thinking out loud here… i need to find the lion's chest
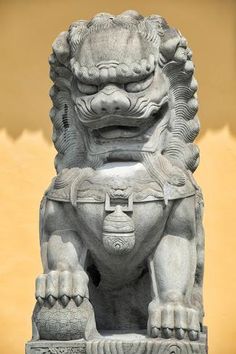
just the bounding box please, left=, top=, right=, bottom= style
left=74, top=162, right=170, bottom=257
left=76, top=200, right=168, bottom=240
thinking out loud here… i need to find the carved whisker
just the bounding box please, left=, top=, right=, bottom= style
left=128, top=97, right=149, bottom=115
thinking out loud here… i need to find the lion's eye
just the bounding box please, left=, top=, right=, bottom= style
left=77, top=81, right=98, bottom=95
left=125, top=74, right=154, bottom=93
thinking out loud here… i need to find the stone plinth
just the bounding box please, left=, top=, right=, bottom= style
left=26, top=330, right=208, bottom=354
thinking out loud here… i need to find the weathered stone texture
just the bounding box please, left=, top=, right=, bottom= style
left=26, top=9, right=207, bottom=354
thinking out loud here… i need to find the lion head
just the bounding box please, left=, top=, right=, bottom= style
left=49, top=10, right=200, bottom=180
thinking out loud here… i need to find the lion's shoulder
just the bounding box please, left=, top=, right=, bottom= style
left=45, top=168, right=94, bottom=202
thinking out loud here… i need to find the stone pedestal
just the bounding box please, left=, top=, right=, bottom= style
left=26, top=330, right=208, bottom=354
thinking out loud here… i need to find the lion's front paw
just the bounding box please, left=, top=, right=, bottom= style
left=148, top=300, right=200, bottom=341
left=35, top=270, right=89, bottom=307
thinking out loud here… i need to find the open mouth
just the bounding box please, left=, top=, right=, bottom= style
left=94, top=125, right=146, bottom=139
left=92, top=103, right=168, bottom=140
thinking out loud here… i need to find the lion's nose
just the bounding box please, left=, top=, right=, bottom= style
left=91, top=89, right=130, bottom=115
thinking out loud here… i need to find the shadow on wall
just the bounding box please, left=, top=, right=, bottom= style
left=0, top=0, right=235, bottom=141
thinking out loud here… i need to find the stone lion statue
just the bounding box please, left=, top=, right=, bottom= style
left=32, top=10, right=205, bottom=346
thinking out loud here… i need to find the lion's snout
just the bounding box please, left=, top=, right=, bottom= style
left=90, top=85, right=131, bottom=116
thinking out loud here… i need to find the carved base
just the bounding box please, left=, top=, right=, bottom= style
left=26, top=329, right=208, bottom=354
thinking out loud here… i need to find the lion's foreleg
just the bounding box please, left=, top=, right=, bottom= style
left=32, top=198, right=99, bottom=340
left=36, top=198, right=89, bottom=306
left=149, top=233, right=196, bottom=304
left=148, top=196, right=201, bottom=340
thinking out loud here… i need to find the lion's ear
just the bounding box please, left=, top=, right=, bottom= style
left=52, top=31, right=70, bottom=65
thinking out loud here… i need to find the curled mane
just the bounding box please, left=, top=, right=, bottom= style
left=159, top=28, right=200, bottom=172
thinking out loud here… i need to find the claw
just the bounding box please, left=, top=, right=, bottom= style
left=74, top=295, right=83, bottom=306
left=176, top=328, right=185, bottom=339
left=189, top=330, right=199, bottom=341
left=47, top=295, right=56, bottom=307
left=162, top=327, right=173, bottom=339
left=151, top=326, right=160, bottom=338
left=36, top=296, right=44, bottom=306
left=60, top=295, right=70, bottom=307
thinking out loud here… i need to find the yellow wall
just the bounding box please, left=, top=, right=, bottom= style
left=0, top=1, right=235, bottom=353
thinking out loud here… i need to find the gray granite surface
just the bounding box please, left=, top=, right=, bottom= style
left=26, top=10, right=207, bottom=354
